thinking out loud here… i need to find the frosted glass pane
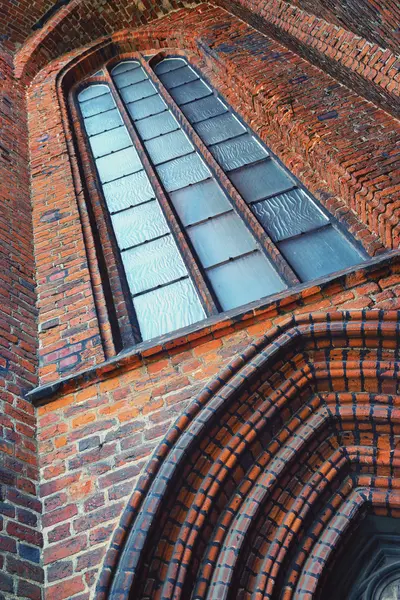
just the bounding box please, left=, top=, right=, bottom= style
left=127, top=96, right=166, bottom=121
left=112, top=61, right=140, bottom=75
left=229, top=160, right=293, bottom=203
left=78, top=85, right=109, bottom=102
left=181, top=96, right=227, bottom=124
left=145, top=130, right=193, bottom=165
left=252, top=189, right=329, bottom=241
left=122, top=235, right=188, bottom=295
left=279, top=226, right=363, bottom=281
left=159, top=66, right=198, bottom=89
left=170, top=179, right=231, bottom=226
left=113, top=68, right=147, bottom=88
left=84, top=109, right=123, bottom=136
left=103, top=170, right=155, bottom=213
left=96, top=146, right=142, bottom=183
left=194, top=113, right=245, bottom=146
left=210, top=134, right=267, bottom=171
left=135, top=278, right=205, bottom=340
left=111, top=201, right=169, bottom=250
left=157, top=153, right=210, bottom=192
left=208, top=252, right=286, bottom=310
left=120, top=80, right=156, bottom=103
left=135, top=111, right=179, bottom=141
left=80, top=93, right=114, bottom=118
left=169, top=79, right=212, bottom=106
left=89, top=126, right=131, bottom=158
left=188, top=212, right=257, bottom=268
left=154, top=58, right=187, bottom=75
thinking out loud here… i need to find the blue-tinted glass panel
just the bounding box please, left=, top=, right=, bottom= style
left=84, top=109, right=123, bottom=136
left=158, top=65, right=198, bottom=89
left=80, top=93, right=115, bottom=118
left=89, top=126, right=131, bottom=158
left=188, top=212, right=257, bottom=268
left=120, top=80, right=156, bottom=103
left=122, top=234, right=187, bottom=295
left=229, top=159, right=295, bottom=203
left=145, top=129, right=193, bottom=165
left=78, top=84, right=109, bottom=102
left=169, top=79, right=212, bottom=106
left=113, top=68, right=147, bottom=88
left=279, top=226, right=363, bottom=281
left=111, top=200, right=169, bottom=250
left=126, top=96, right=167, bottom=121
left=96, top=146, right=142, bottom=183
left=135, top=111, right=179, bottom=141
left=103, top=170, right=155, bottom=213
left=170, top=179, right=231, bottom=226
left=112, top=61, right=140, bottom=75
left=194, top=113, right=245, bottom=146
left=154, top=58, right=188, bottom=75
left=181, top=95, right=227, bottom=124
left=134, top=278, right=205, bottom=340
left=207, top=252, right=286, bottom=310
left=252, top=189, right=329, bottom=242
left=157, top=153, right=210, bottom=192
left=210, top=134, right=267, bottom=171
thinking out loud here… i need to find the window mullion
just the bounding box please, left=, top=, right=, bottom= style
left=104, top=69, right=220, bottom=318
left=141, top=56, right=301, bottom=287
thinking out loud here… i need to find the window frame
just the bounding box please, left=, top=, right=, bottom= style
left=69, top=50, right=369, bottom=349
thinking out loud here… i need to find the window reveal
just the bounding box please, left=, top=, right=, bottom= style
left=76, top=55, right=366, bottom=344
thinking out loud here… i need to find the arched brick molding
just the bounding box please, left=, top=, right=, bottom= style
left=96, top=310, right=400, bottom=599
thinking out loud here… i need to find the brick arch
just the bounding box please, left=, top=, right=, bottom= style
left=95, top=310, right=400, bottom=599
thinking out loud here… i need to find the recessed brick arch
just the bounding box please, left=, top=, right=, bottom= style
left=95, top=310, right=400, bottom=599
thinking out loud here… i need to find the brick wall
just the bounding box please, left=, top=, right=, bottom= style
left=0, top=48, right=42, bottom=600
left=34, top=254, right=400, bottom=599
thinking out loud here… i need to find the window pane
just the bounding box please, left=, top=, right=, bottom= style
left=120, top=80, right=156, bottom=103
left=279, top=226, right=363, bottom=281
left=112, top=61, right=140, bottom=75
left=126, top=96, right=167, bottom=121
left=170, top=179, right=231, bottom=226
left=80, top=93, right=115, bottom=118
left=122, top=234, right=187, bottom=295
left=89, top=126, right=131, bottom=159
left=103, top=170, right=155, bottom=213
left=252, top=189, right=329, bottom=242
left=194, top=113, right=245, bottom=146
left=134, top=278, right=205, bottom=340
left=84, top=109, right=123, bottom=136
left=96, top=146, right=142, bottom=183
left=113, top=67, right=147, bottom=88
left=229, top=160, right=293, bottom=203
left=158, top=65, right=198, bottom=89
left=157, top=153, right=210, bottom=192
left=111, top=200, right=169, bottom=249
left=181, top=95, right=227, bottom=124
left=145, top=129, right=193, bottom=165
left=135, top=111, right=179, bottom=141
left=210, top=134, right=267, bottom=171
left=154, top=58, right=187, bottom=74
left=207, top=252, right=286, bottom=310
left=169, top=79, right=212, bottom=106
left=78, top=85, right=109, bottom=102
left=188, top=212, right=257, bottom=268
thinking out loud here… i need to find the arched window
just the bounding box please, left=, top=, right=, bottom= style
left=75, top=55, right=367, bottom=343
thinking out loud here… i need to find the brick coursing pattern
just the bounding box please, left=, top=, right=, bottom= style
left=0, top=49, right=43, bottom=600
left=34, top=255, right=400, bottom=599
left=0, top=2, right=399, bottom=599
